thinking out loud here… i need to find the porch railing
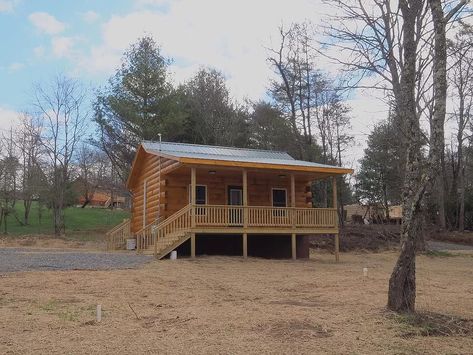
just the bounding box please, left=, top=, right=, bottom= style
left=105, top=218, right=131, bottom=250
left=193, top=205, right=338, bottom=229
left=136, top=204, right=192, bottom=254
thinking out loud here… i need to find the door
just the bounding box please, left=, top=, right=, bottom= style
left=228, top=186, right=243, bottom=225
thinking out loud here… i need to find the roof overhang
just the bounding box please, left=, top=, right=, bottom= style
left=178, top=157, right=353, bottom=175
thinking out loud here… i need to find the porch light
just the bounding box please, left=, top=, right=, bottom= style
left=279, top=174, right=286, bottom=179
left=208, top=170, right=216, bottom=175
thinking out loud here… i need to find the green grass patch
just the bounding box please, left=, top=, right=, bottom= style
left=0, top=201, right=129, bottom=237
left=424, top=250, right=456, bottom=258
left=38, top=299, right=81, bottom=322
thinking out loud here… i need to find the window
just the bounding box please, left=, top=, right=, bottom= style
left=189, top=185, right=207, bottom=205
left=272, top=188, right=287, bottom=207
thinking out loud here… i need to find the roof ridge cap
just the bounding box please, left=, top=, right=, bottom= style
left=142, top=140, right=292, bottom=156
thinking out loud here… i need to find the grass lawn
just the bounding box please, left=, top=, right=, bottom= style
left=0, top=201, right=129, bottom=239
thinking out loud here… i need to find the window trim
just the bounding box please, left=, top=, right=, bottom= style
left=271, top=188, right=287, bottom=208
left=188, top=184, right=208, bottom=205
left=227, top=185, right=243, bottom=206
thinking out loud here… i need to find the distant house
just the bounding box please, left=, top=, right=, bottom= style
left=78, top=190, right=126, bottom=209
left=107, top=141, right=353, bottom=260
left=344, top=203, right=402, bottom=224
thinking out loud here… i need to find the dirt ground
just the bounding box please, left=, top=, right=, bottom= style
left=0, top=235, right=105, bottom=251
left=1, top=251, right=472, bottom=354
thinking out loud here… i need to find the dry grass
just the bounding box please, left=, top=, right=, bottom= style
left=1, top=251, right=472, bottom=354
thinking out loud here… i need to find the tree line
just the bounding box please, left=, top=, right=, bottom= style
left=0, top=31, right=355, bottom=236
left=355, top=22, right=473, bottom=232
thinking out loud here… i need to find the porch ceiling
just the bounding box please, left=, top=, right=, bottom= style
left=167, top=164, right=336, bottom=181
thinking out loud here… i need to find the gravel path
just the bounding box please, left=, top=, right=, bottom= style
left=0, top=248, right=152, bottom=273
left=427, top=240, right=473, bottom=251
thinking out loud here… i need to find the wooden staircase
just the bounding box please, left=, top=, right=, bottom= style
left=135, top=204, right=192, bottom=259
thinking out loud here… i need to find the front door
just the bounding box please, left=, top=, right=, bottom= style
left=228, top=186, right=243, bottom=225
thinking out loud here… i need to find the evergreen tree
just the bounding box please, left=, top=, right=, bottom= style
left=93, top=36, right=182, bottom=181
left=180, top=68, right=249, bottom=147
left=355, top=120, right=403, bottom=217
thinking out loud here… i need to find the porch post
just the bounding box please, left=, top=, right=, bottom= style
left=290, top=174, right=296, bottom=207
left=242, top=169, right=248, bottom=228
left=290, top=173, right=296, bottom=229
left=332, top=176, right=339, bottom=262
left=191, top=167, right=196, bottom=228
left=332, top=176, right=338, bottom=210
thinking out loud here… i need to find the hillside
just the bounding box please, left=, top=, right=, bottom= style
left=0, top=201, right=129, bottom=238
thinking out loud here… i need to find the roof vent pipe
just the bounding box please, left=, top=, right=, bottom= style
left=158, top=133, right=162, bottom=151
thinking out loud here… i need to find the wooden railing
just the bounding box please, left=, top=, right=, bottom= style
left=135, top=204, right=192, bottom=254
left=154, top=204, right=192, bottom=256
left=105, top=218, right=131, bottom=250
left=193, top=205, right=338, bottom=229
left=110, top=205, right=337, bottom=254
left=135, top=222, right=156, bottom=253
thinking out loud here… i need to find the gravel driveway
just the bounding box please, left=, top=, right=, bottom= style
left=427, top=241, right=473, bottom=251
left=0, top=248, right=152, bottom=273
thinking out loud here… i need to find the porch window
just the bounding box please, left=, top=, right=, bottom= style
left=188, top=185, right=207, bottom=204
left=272, top=188, right=287, bottom=207
left=189, top=185, right=207, bottom=215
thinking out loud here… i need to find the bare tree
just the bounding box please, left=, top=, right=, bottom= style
left=325, top=0, right=468, bottom=312
left=15, top=113, right=44, bottom=225
left=76, top=144, right=99, bottom=208
left=0, top=129, right=20, bottom=233
left=448, top=22, right=473, bottom=231
left=33, top=75, right=87, bottom=236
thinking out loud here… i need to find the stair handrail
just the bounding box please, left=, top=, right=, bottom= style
left=153, top=204, right=192, bottom=257
left=135, top=204, right=192, bottom=254
left=105, top=218, right=131, bottom=250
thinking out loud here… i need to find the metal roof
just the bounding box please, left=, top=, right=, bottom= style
left=142, top=141, right=351, bottom=172
left=143, top=141, right=293, bottom=159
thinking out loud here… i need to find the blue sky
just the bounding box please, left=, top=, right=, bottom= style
left=0, top=0, right=392, bottom=166
left=0, top=0, right=132, bottom=109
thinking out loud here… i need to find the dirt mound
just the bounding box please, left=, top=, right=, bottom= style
left=429, top=230, right=473, bottom=246
left=310, top=224, right=400, bottom=252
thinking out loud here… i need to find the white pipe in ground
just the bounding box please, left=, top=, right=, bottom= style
left=96, top=304, right=102, bottom=322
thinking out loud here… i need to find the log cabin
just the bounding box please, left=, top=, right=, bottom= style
left=106, top=141, right=353, bottom=260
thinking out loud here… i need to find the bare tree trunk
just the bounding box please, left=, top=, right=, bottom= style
left=388, top=0, right=423, bottom=313
left=458, top=160, right=465, bottom=231
left=438, top=153, right=447, bottom=229
left=388, top=0, right=462, bottom=313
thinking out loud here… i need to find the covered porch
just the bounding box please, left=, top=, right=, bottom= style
left=161, top=164, right=341, bottom=260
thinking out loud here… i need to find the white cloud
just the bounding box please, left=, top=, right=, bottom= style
left=51, top=36, right=74, bottom=57
left=0, top=0, right=18, bottom=13
left=29, top=12, right=65, bottom=35
left=33, top=45, right=45, bottom=57
left=133, top=0, right=172, bottom=7
left=7, top=62, right=24, bottom=71
left=79, top=0, right=325, bottom=101
left=82, top=10, right=100, bottom=23
left=75, top=0, right=388, bottom=164
left=0, top=106, right=20, bottom=132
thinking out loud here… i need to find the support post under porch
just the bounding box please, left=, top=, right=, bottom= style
left=242, top=233, right=247, bottom=259
left=190, top=233, right=196, bottom=259
left=291, top=233, right=296, bottom=260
